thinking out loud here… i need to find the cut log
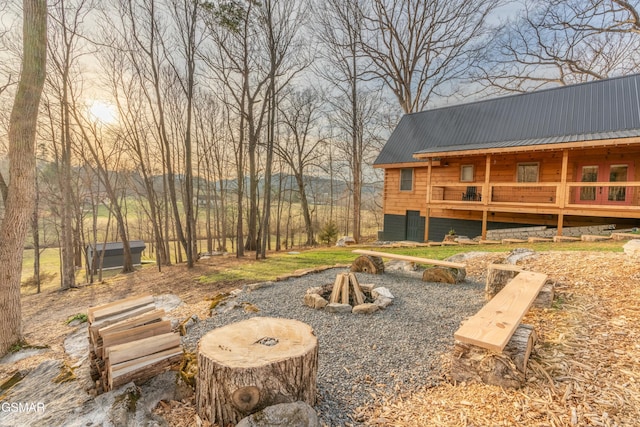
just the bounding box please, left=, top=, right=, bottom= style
left=98, top=309, right=166, bottom=336
left=100, top=320, right=171, bottom=358
left=88, top=294, right=154, bottom=323
left=106, top=332, right=180, bottom=366
left=109, top=348, right=182, bottom=389
left=485, top=264, right=522, bottom=300
left=422, top=267, right=466, bottom=284
left=450, top=324, right=537, bottom=389
left=328, top=274, right=345, bottom=304
left=350, top=255, right=385, bottom=274
left=532, top=280, right=555, bottom=308
left=196, top=317, right=318, bottom=426
left=341, top=274, right=349, bottom=303
left=349, top=273, right=365, bottom=306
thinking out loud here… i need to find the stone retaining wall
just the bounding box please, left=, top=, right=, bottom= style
left=485, top=224, right=616, bottom=241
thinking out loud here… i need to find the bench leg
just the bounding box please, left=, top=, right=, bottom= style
left=450, top=324, right=537, bottom=389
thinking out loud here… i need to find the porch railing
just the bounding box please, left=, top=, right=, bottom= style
left=429, top=182, right=640, bottom=210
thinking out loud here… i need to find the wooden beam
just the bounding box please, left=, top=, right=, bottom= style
left=454, top=271, right=548, bottom=352
left=482, top=154, right=492, bottom=239
left=352, top=249, right=466, bottom=269
left=425, top=158, right=433, bottom=242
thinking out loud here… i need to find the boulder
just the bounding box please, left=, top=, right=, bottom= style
left=371, top=287, right=394, bottom=299
left=325, top=303, right=353, bottom=314
left=373, top=296, right=393, bottom=309
left=236, top=402, right=319, bottom=427
left=303, top=293, right=328, bottom=310
left=352, top=303, right=379, bottom=314
left=336, top=236, right=356, bottom=247
left=623, top=239, right=640, bottom=259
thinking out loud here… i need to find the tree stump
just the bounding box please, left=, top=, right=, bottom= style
left=450, top=324, right=537, bottom=389
left=196, top=317, right=318, bottom=426
left=351, top=255, right=385, bottom=274
left=485, top=264, right=522, bottom=300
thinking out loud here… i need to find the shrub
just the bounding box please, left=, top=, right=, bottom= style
left=318, top=221, right=339, bottom=246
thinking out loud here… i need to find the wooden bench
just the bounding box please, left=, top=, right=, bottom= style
left=451, top=270, right=547, bottom=388
left=351, top=249, right=466, bottom=283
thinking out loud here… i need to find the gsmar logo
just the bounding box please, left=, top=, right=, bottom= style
left=1, top=402, right=46, bottom=413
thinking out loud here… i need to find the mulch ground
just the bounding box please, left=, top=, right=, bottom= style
left=4, top=248, right=640, bottom=426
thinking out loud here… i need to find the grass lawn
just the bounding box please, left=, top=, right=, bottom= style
left=197, top=239, right=625, bottom=284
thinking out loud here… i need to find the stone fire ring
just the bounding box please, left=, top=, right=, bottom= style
left=303, top=282, right=394, bottom=314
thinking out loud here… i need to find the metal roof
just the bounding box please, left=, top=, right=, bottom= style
left=88, top=240, right=146, bottom=252
left=374, top=74, right=640, bottom=165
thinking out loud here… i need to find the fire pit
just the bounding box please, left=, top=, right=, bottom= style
left=303, top=272, right=394, bottom=314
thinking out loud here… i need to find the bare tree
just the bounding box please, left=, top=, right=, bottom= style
left=46, top=0, right=96, bottom=289
left=314, top=0, right=378, bottom=243
left=257, top=0, right=310, bottom=259
left=0, top=0, right=47, bottom=356
left=276, top=88, right=325, bottom=246
left=360, top=0, right=501, bottom=113
left=477, top=0, right=640, bottom=92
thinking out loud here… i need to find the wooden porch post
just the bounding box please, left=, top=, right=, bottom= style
left=557, top=149, right=569, bottom=235
left=481, top=154, right=492, bottom=239
left=424, top=158, right=432, bottom=242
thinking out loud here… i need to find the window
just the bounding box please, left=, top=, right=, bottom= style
left=517, top=162, right=539, bottom=182
left=460, top=165, right=474, bottom=182
left=400, top=168, right=413, bottom=191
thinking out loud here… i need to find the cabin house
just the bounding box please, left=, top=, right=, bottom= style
left=375, top=74, right=640, bottom=242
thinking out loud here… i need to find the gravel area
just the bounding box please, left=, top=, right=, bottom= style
left=184, top=267, right=485, bottom=426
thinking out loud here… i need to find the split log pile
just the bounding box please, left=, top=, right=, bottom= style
left=88, top=294, right=182, bottom=393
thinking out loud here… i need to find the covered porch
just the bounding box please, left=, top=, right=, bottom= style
left=414, top=138, right=640, bottom=240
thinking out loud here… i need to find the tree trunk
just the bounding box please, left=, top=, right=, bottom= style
left=196, top=317, right=318, bottom=425
left=485, top=264, right=522, bottom=300
left=0, top=0, right=47, bottom=356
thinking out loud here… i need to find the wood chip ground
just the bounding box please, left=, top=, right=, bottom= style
left=358, top=251, right=640, bottom=426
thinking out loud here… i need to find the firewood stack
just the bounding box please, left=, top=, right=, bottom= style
left=88, top=294, right=183, bottom=394
left=329, top=273, right=366, bottom=306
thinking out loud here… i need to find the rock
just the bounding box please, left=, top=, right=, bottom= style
left=325, top=303, right=353, bottom=314
left=352, top=303, right=379, bottom=314
left=623, top=239, right=640, bottom=259
left=0, top=358, right=188, bottom=427
left=445, top=252, right=489, bottom=263
left=154, top=294, right=183, bottom=313
left=64, top=327, right=89, bottom=362
left=230, top=288, right=244, bottom=297
left=371, top=287, right=394, bottom=299
left=245, top=281, right=275, bottom=291
left=0, top=347, right=49, bottom=365
left=336, top=236, right=356, bottom=247
left=505, top=248, right=537, bottom=264
left=304, top=293, right=328, bottom=310
left=236, top=401, right=319, bottom=427
left=179, top=315, right=199, bottom=336
left=422, top=267, right=456, bottom=284
left=359, top=283, right=375, bottom=294
left=374, top=296, right=393, bottom=309
left=306, top=286, right=324, bottom=295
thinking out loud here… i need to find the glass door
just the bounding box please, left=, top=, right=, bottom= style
left=575, top=162, right=633, bottom=205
